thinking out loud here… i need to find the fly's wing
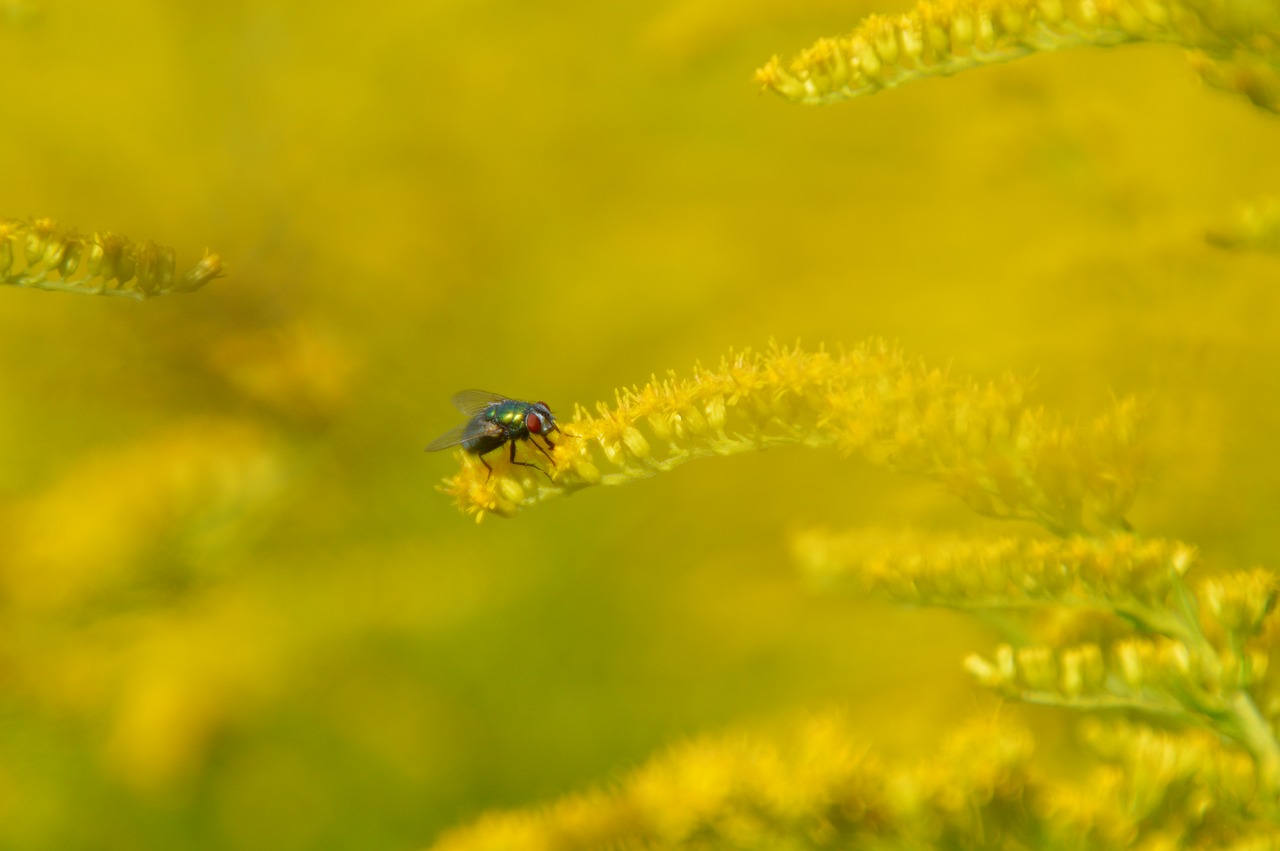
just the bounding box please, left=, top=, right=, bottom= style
left=452, top=389, right=510, bottom=415
left=424, top=417, right=502, bottom=452
left=423, top=422, right=473, bottom=452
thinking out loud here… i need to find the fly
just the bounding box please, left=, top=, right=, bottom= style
left=425, top=390, right=567, bottom=480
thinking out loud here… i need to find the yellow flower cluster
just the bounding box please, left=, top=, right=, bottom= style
left=1080, top=720, right=1268, bottom=835
left=429, top=718, right=1058, bottom=851
left=756, top=0, right=1275, bottom=105
left=0, top=217, right=223, bottom=300
left=964, top=635, right=1242, bottom=716
left=430, top=711, right=1280, bottom=851
left=443, top=341, right=1143, bottom=531
left=967, top=641, right=1108, bottom=698
left=796, top=531, right=1194, bottom=620
left=795, top=528, right=1280, bottom=791
left=2, top=418, right=280, bottom=612
left=1, top=419, right=282, bottom=791
left=1200, top=568, right=1280, bottom=643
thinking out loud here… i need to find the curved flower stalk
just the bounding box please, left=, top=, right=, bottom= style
left=794, top=529, right=1280, bottom=795
left=756, top=0, right=1280, bottom=108
left=0, top=217, right=224, bottom=300
left=796, top=532, right=1196, bottom=629
left=442, top=340, right=1143, bottom=532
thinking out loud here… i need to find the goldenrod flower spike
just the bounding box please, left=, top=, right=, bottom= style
left=429, top=718, right=1059, bottom=851
left=796, top=531, right=1196, bottom=627
left=443, top=340, right=1143, bottom=533
left=1080, top=719, right=1261, bottom=823
left=757, top=0, right=1279, bottom=106
left=965, top=636, right=1233, bottom=718
left=0, top=217, right=224, bottom=300
left=429, top=711, right=1278, bottom=850
left=796, top=527, right=1280, bottom=794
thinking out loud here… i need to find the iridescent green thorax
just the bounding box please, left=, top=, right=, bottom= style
left=487, top=401, right=530, bottom=428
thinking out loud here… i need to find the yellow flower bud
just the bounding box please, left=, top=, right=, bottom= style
left=181, top=253, right=225, bottom=291
left=853, top=36, right=882, bottom=79
left=622, top=427, right=651, bottom=460
left=58, top=237, right=83, bottom=277
left=950, top=10, right=976, bottom=51
left=1017, top=646, right=1057, bottom=691
left=1116, top=640, right=1146, bottom=689
left=964, top=653, right=1001, bottom=686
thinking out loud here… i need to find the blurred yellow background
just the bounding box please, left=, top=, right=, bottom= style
left=1, top=1, right=1278, bottom=848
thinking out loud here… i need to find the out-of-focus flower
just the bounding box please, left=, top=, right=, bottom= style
left=206, top=323, right=356, bottom=423
left=0, top=217, right=223, bottom=300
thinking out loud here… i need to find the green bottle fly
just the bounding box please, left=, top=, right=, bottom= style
left=425, top=390, right=564, bottom=479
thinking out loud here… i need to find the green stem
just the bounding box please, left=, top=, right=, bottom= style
left=1228, top=690, right=1280, bottom=801
left=1168, top=574, right=1280, bottom=801
left=1011, top=689, right=1197, bottom=720
left=2, top=274, right=148, bottom=300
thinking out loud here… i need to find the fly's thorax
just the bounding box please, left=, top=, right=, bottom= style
left=486, top=401, right=526, bottom=428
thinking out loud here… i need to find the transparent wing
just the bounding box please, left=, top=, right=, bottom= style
left=452, top=389, right=511, bottom=415
left=424, top=422, right=473, bottom=452
left=424, top=417, right=501, bottom=452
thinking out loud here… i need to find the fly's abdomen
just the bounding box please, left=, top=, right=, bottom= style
left=463, top=432, right=507, bottom=455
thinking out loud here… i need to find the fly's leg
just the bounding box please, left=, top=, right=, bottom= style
left=530, top=436, right=555, bottom=461
left=553, top=424, right=580, bottom=440
left=479, top=452, right=495, bottom=481
left=509, top=439, right=553, bottom=481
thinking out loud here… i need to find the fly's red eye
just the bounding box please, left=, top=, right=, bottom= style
left=526, top=412, right=543, bottom=434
